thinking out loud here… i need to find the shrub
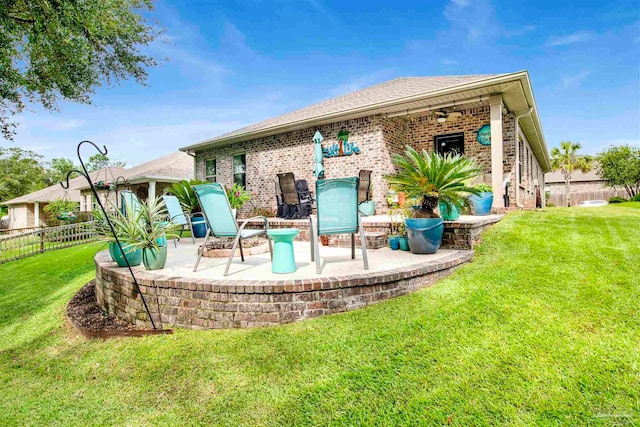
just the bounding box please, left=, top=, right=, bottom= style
left=631, top=194, right=640, bottom=202
left=608, top=196, right=628, bottom=204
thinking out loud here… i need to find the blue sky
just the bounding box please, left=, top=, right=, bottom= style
left=11, top=0, right=640, bottom=165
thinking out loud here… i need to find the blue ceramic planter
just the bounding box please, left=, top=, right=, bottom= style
left=404, top=218, right=444, bottom=254
left=109, top=242, right=142, bottom=267
left=469, top=192, right=493, bottom=216
left=358, top=201, right=376, bottom=216
left=191, top=213, right=208, bottom=238
left=142, top=245, right=167, bottom=270
left=398, top=237, right=410, bottom=251
left=439, top=201, right=460, bottom=221
left=389, top=236, right=400, bottom=250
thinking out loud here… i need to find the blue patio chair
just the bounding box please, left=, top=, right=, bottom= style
left=310, top=177, right=369, bottom=274
left=120, top=190, right=144, bottom=218
left=162, top=194, right=207, bottom=246
left=193, top=183, right=273, bottom=276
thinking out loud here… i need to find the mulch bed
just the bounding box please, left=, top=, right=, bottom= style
left=67, top=282, right=172, bottom=339
left=204, top=236, right=266, bottom=249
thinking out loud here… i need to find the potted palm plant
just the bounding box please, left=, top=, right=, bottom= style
left=169, top=180, right=206, bottom=237
left=386, top=146, right=482, bottom=254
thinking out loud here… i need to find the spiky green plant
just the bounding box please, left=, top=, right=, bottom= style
left=386, top=146, right=483, bottom=218
left=129, top=197, right=177, bottom=251
left=169, top=180, right=205, bottom=213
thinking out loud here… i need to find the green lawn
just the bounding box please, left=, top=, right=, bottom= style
left=1, top=205, right=639, bottom=426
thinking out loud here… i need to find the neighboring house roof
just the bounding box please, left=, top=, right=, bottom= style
left=3, top=151, right=194, bottom=206
left=181, top=70, right=551, bottom=171
left=545, top=167, right=602, bottom=183
left=78, top=151, right=193, bottom=189
left=2, top=167, right=125, bottom=205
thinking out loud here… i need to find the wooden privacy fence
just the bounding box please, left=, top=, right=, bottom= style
left=549, top=189, right=628, bottom=207
left=0, top=221, right=98, bottom=264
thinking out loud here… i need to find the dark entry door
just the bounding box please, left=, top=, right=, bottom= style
left=434, top=132, right=464, bottom=156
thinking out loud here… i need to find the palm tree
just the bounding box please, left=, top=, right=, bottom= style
left=550, top=141, right=593, bottom=207
left=386, top=146, right=483, bottom=218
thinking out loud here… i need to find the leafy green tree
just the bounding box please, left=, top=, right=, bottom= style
left=0, top=146, right=46, bottom=204
left=85, top=154, right=127, bottom=172
left=44, top=157, right=79, bottom=186
left=550, top=141, right=594, bottom=207
left=43, top=198, right=80, bottom=225
left=1, top=0, right=160, bottom=140
left=596, top=145, right=640, bottom=198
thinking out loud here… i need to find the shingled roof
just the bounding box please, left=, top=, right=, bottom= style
left=182, top=73, right=507, bottom=150
left=2, top=167, right=125, bottom=205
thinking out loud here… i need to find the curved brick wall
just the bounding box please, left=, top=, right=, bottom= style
left=94, top=250, right=473, bottom=329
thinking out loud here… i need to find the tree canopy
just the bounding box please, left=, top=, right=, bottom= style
left=550, top=141, right=593, bottom=207
left=85, top=153, right=127, bottom=172
left=0, top=0, right=160, bottom=140
left=0, top=146, right=46, bottom=203
left=596, top=145, right=640, bottom=198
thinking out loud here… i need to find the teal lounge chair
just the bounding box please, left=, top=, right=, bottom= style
left=120, top=190, right=144, bottom=218
left=310, top=177, right=369, bottom=274
left=162, top=194, right=207, bottom=246
left=193, top=183, right=272, bottom=276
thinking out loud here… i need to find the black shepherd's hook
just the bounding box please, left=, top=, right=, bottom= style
left=60, top=141, right=158, bottom=330
left=113, top=176, right=129, bottom=211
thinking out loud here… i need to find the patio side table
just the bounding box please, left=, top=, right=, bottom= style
left=267, top=228, right=299, bottom=274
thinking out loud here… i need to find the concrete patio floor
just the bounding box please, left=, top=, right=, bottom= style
left=148, top=238, right=467, bottom=281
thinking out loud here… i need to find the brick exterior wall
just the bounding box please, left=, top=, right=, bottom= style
left=94, top=250, right=472, bottom=329
left=194, top=104, right=540, bottom=214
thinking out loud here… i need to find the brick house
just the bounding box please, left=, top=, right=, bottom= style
left=181, top=71, right=551, bottom=214
left=3, top=152, right=193, bottom=229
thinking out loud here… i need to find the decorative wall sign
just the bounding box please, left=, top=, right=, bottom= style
left=322, top=128, right=361, bottom=158
left=476, top=124, right=491, bottom=146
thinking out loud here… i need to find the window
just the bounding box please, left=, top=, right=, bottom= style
left=233, top=154, right=246, bottom=187
left=205, top=159, right=217, bottom=182
left=434, top=132, right=464, bottom=156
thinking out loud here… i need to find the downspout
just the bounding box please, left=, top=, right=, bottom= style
left=514, top=107, right=533, bottom=208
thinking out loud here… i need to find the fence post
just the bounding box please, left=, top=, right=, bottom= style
left=40, top=229, right=45, bottom=253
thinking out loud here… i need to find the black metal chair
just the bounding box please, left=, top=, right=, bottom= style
left=276, top=172, right=314, bottom=219
left=358, top=170, right=372, bottom=203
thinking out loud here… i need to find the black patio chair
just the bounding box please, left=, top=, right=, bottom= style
left=358, top=169, right=372, bottom=203
left=276, top=172, right=314, bottom=219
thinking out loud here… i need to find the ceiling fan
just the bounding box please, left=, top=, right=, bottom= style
left=434, top=108, right=463, bottom=123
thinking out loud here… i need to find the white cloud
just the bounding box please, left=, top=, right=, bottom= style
left=546, top=31, right=594, bottom=47
left=443, top=0, right=499, bottom=41
left=560, top=70, right=590, bottom=88
left=450, top=0, right=470, bottom=6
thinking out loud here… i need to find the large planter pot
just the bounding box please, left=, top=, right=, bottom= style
left=358, top=201, right=376, bottom=216
left=109, top=242, right=142, bottom=267
left=404, top=218, right=444, bottom=254
left=191, top=213, right=207, bottom=238
left=439, top=201, right=460, bottom=221
left=389, top=236, right=400, bottom=250
left=469, top=192, right=494, bottom=216
left=142, top=246, right=167, bottom=270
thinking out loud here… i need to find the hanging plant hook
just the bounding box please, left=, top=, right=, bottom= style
left=60, top=141, right=158, bottom=330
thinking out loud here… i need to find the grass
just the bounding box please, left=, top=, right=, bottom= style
left=0, top=204, right=639, bottom=426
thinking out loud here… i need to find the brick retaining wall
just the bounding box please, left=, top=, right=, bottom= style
left=94, top=250, right=472, bottom=329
